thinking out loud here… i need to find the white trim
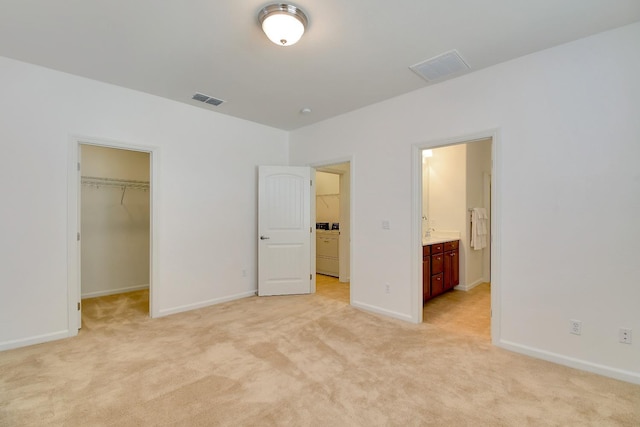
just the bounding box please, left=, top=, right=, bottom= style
left=411, top=144, right=423, bottom=323
left=498, top=339, right=640, bottom=385
left=67, top=140, right=81, bottom=338
left=352, top=301, right=415, bottom=323
left=412, top=129, right=501, bottom=343
left=68, top=135, right=160, bottom=342
left=81, top=284, right=150, bottom=299
left=0, top=330, right=72, bottom=352
left=482, top=171, right=492, bottom=283
left=308, top=156, right=355, bottom=302
left=490, top=131, right=501, bottom=345
left=454, top=278, right=485, bottom=291
left=157, top=291, right=256, bottom=317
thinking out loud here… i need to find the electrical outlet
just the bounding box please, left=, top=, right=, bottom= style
left=242, top=269, right=247, bottom=277
left=619, top=328, right=632, bottom=344
left=570, top=319, right=582, bottom=335
left=382, top=220, right=390, bottom=230
left=385, top=283, right=390, bottom=294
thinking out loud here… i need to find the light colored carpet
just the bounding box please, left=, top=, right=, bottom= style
left=1, top=276, right=639, bottom=426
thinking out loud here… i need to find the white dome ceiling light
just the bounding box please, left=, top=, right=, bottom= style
left=258, top=4, right=308, bottom=47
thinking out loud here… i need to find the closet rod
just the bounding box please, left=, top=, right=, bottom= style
left=81, top=176, right=150, bottom=190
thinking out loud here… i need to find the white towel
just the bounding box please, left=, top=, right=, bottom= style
left=471, top=208, right=488, bottom=250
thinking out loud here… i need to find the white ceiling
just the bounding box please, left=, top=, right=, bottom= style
left=1, top=1, right=639, bottom=130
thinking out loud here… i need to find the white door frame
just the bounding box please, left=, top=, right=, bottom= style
left=67, top=135, right=160, bottom=334
left=309, top=157, right=354, bottom=303
left=412, top=129, right=501, bottom=344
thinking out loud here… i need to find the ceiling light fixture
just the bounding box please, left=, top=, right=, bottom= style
left=258, top=4, right=308, bottom=47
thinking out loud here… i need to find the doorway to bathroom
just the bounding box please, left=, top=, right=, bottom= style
left=417, top=133, right=496, bottom=341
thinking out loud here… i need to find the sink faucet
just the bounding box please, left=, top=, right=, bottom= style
left=422, top=216, right=433, bottom=238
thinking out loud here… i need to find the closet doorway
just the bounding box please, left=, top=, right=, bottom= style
left=79, top=144, right=151, bottom=327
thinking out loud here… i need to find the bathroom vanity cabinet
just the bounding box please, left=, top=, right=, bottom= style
left=422, top=245, right=431, bottom=301
left=423, top=239, right=459, bottom=302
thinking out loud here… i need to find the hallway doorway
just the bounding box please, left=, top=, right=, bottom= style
left=313, top=161, right=352, bottom=300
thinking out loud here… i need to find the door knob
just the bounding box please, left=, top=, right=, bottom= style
left=260, top=236, right=270, bottom=240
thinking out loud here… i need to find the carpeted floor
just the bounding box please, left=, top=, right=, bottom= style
left=1, top=277, right=639, bottom=426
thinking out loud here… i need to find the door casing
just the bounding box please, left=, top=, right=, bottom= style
left=412, top=129, right=501, bottom=344
left=67, top=135, right=159, bottom=334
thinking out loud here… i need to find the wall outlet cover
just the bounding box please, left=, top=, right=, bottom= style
left=619, top=328, right=632, bottom=344
left=570, top=319, right=582, bottom=335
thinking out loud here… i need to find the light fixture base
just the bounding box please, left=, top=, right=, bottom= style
left=258, top=4, right=308, bottom=46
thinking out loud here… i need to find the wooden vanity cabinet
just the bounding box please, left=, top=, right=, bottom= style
left=423, top=239, right=459, bottom=302
left=430, top=244, right=444, bottom=297
left=443, top=240, right=460, bottom=291
left=422, top=245, right=431, bottom=302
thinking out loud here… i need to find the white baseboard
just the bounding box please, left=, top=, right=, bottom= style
left=454, top=279, right=485, bottom=292
left=157, top=290, right=257, bottom=317
left=351, top=300, right=415, bottom=323
left=82, top=284, right=149, bottom=299
left=0, top=329, right=72, bottom=352
left=498, top=339, right=640, bottom=385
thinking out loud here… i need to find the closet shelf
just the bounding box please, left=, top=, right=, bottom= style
left=81, top=176, right=150, bottom=190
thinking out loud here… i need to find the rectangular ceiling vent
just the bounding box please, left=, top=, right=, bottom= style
left=192, top=92, right=225, bottom=106
left=410, top=50, right=470, bottom=82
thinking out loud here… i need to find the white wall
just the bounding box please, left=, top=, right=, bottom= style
left=465, top=139, right=492, bottom=288
left=0, top=56, right=288, bottom=349
left=428, top=144, right=468, bottom=287
left=429, top=145, right=467, bottom=232
left=81, top=145, right=150, bottom=298
left=290, top=23, right=640, bottom=383
left=316, top=171, right=340, bottom=224
left=338, top=168, right=351, bottom=282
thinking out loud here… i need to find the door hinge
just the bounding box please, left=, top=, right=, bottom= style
left=77, top=232, right=80, bottom=241
left=77, top=302, right=81, bottom=311
left=310, top=274, right=312, bottom=280
left=310, top=227, right=312, bottom=233
left=77, top=162, right=80, bottom=172
left=310, top=180, right=313, bottom=186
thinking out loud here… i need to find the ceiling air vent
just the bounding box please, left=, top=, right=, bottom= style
left=410, top=50, right=470, bottom=82
left=192, top=92, right=225, bottom=106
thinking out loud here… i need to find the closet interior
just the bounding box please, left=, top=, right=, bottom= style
left=80, top=145, right=150, bottom=305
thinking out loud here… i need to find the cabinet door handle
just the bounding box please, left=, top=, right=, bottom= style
left=260, top=236, right=270, bottom=240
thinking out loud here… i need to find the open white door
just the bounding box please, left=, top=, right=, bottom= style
left=258, top=166, right=313, bottom=296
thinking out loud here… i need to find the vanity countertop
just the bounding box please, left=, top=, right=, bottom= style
left=422, top=231, right=460, bottom=246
